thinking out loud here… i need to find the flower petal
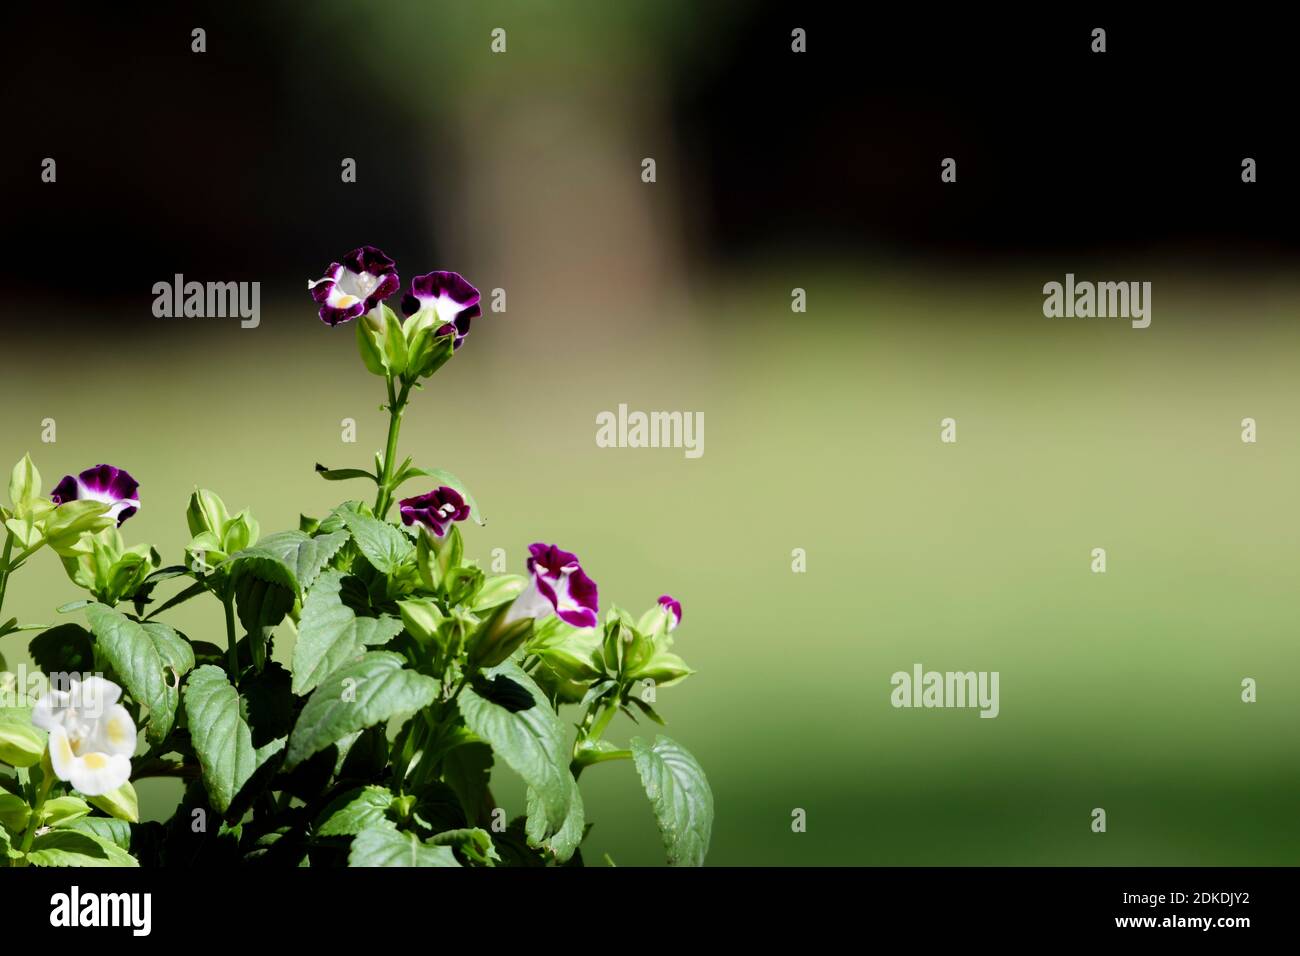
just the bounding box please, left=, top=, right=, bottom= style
left=65, top=751, right=133, bottom=796
left=88, top=703, right=138, bottom=758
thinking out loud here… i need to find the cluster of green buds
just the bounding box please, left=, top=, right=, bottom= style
left=185, top=488, right=261, bottom=571
left=2, top=456, right=158, bottom=613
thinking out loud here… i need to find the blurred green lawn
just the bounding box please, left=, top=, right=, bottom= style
left=3, top=267, right=1297, bottom=864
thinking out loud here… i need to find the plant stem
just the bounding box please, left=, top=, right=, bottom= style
left=374, top=376, right=411, bottom=519
left=587, top=699, right=620, bottom=742
left=0, top=531, right=13, bottom=620
left=14, top=767, right=53, bottom=867
left=223, top=595, right=238, bottom=675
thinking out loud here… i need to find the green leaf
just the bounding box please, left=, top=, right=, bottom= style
left=430, top=827, right=499, bottom=866
left=286, top=652, right=438, bottom=770
left=630, top=735, right=713, bottom=867
left=85, top=781, right=140, bottom=823
left=527, top=775, right=586, bottom=863
left=315, top=785, right=394, bottom=837
left=234, top=575, right=293, bottom=670
left=393, top=467, right=485, bottom=525
left=442, top=741, right=494, bottom=827
left=61, top=816, right=133, bottom=852
left=40, top=795, right=91, bottom=826
left=315, top=464, right=378, bottom=484
left=183, top=665, right=284, bottom=815
left=8, top=453, right=40, bottom=511
left=0, top=792, right=29, bottom=832
left=26, top=829, right=138, bottom=867
left=340, top=511, right=413, bottom=574
left=291, top=570, right=405, bottom=695
left=225, top=546, right=300, bottom=597
left=348, top=824, right=461, bottom=867
left=84, top=604, right=194, bottom=744
left=256, top=530, right=349, bottom=591
left=458, top=662, right=570, bottom=833
left=0, top=706, right=46, bottom=768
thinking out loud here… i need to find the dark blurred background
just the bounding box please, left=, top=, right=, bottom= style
left=4, top=2, right=1296, bottom=310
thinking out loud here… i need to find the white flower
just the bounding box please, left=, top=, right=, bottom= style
left=31, top=676, right=136, bottom=796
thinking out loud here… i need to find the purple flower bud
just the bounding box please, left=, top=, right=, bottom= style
left=398, top=486, right=471, bottom=539
left=401, top=271, right=481, bottom=350
left=50, top=465, right=140, bottom=526
left=657, top=594, right=682, bottom=631
left=505, top=543, right=600, bottom=629
left=308, top=245, right=400, bottom=326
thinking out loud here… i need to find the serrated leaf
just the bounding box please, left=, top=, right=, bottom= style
left=26, top=829, right=138, bottom=867
left=84, top=604, right=194, bottom=744
left=340, top=511, right=413, bottom=574
left=458, top=662, right=570, bottom=833
left=630, top=735, right=713, bottom=867
left=291, top=571, right=405, bottom=695
left=225, top=546, right=300, bottom=596
left=61, top=816, right=133, bottom=852
left=315, top=785, right=394, bottom=837
left=348, top=824, right=461, bottom=867
left=256, top=530, right=349, bottom=591
left=526, top=774, right=585, bottom=863
left=183, top=665, right=284, bottom=815
left=286, top=652, right=437, bottom=770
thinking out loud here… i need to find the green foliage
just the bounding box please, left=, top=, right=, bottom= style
left=0, top=274, right=710, bottom=868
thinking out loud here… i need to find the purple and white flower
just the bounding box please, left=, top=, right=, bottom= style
left=657, top=594, right=682, bottom=632
left=505, top=543, right=600, bottom=629
left=32, top=676, right=137, bottom=796
left=398, top=486, right=471, bottom=539
left=401, top=271, right=481, bottom=349
left=50, top=465, right=140, bottom=526
left=308, top=245, right=400, bottom=326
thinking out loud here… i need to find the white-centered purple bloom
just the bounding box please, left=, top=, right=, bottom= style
left=50, top=465, right=140, bottom=526
left=398, top=486, right=471, bottom=539
left=505, top=543, right=599, bottom=629
left=401, top=271, right=481, bottom=349
left=32, top=676, right=137, bottom=796
left=308, top=245, right=400, bottom=326
left=658, top=594, right=682, bottom=631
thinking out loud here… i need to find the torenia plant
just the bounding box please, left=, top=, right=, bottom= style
left=0, top=246, right=712, bottom=868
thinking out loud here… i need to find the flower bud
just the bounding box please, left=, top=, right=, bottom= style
left=220, top=509, right=260, bottom=554
left=43, top=500, right=115, bottom=556
left=8, top=453, right=40, bottom=514
left=186, top=488, right=229, bottom=538
left=467, top=601, right=534, bottom=670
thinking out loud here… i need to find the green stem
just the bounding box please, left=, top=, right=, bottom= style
left=14, top=766, right=54, bottom=867
left=0, top=532, right=13, bottom=620
left=374, top=377, right=411, bottom=519
left=223, top=595, right=238, bottom=675
left=576, top=748, right=632, bottom=767
left=587, top=699, right=620, bottom=742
